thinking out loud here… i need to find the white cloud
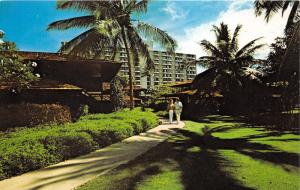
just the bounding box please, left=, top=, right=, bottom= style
left=175, top=1, right=289, bottom=59
left=162, top=1, right=189, bottom=21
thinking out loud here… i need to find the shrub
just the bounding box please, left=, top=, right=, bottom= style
left=0, top=143, right=55, bottom=179
left=41, top=132, right=97, bottom=160
left=155, top=110, right=168, bottom=118
left=0, top=108, right=159, bottom=180
left=0, top=103, right=72, bottom=130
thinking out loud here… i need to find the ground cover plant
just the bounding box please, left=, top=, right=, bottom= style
left=0, top=108, right=158, bottom=180
left=76, top=115, right=300, bottom=190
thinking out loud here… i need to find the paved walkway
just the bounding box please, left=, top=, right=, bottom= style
left=0, top=120, right=184, bottom=190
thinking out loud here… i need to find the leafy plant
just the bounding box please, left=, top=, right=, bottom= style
left=0, top=36, right=39, bottom=91
left=0, top=108, right=159, bottom=180
left=110, top=75, right=127, bottom=111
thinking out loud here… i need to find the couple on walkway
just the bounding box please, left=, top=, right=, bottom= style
left=167, top=98, right=183, bottom=124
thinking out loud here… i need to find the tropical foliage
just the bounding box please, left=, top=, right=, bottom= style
left=0, top=36, right=39, bottom=91
left=254, top=0, right=299, bottom=33
left=0, top=108, right=159, bottom=180
left=198, top=22, right=265, bottom=93
left=265, top=37, right=286, bottom=74
left=47, top=0, right=177, bottom=109
left=110, top=75, right=127, bottom=111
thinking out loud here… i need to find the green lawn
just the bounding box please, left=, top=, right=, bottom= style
left=77, top=115, right=300, bottom=190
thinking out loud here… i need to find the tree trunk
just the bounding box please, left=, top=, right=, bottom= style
left=121, top=27, right=134, bottom=110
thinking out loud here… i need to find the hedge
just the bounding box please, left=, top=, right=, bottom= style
left=0, top=108, right=159, bottom=180
left=0, top=103, right=72, bottom=130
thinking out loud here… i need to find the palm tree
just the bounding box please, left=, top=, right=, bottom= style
left=47, top=0, right=177, bottom=109
left=254, top=0, right=299, bottom=32
left=197, top=22, right=265, bottom=112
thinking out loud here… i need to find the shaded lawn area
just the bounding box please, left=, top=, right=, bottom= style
left=77, top=115, right=300, bottom=190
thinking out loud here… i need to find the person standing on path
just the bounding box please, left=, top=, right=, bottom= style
left=175, top=97, right=183, bottom=124
left=167, top=99, right=175, bottom=124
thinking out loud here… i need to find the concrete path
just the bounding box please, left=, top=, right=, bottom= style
left=0, top=120, right=184, bottom=190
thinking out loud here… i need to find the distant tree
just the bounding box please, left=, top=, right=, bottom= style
left=152, top=84, right=174, bottom=101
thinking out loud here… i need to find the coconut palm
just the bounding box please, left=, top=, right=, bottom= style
left=47, top=0, right=177, bottom=109
left=196, top=22, right=265, bottom=112
left=254, top=0, right=299, bottom=31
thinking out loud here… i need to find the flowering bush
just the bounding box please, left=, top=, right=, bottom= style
left=0, top=36, right=39, bottom=91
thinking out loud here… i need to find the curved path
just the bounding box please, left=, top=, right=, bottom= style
left=0, top=120, right=184, bottom=190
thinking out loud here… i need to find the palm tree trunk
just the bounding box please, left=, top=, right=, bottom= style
left=121, top=27, right=134, bottom=110
left=285, top=1, right=299, bottom=33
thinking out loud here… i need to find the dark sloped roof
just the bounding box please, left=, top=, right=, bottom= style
left=1, top=51, right=122, bottom=91
left=0, top=79, right=82, bottom=90
left=191, top=68, right=216, bottom=90
left=10, top=51, right=120, bottom=64
left=170, top=80, right=193, bottom=88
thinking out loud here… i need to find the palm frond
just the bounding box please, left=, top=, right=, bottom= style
left=59, top=29, right=94, bottom=54
left=230, top=24, right=242, bottom=52
left=282, top=1, right=290, bottom=16
left=264, top=1, right=283, bottom=22
left=244, top=44, right=266, bottom=56
left=219, top=22, right=230, bottom=43
left=47, top=16, right=95, bottom=30
left=254, top=1, right=283, bottom=22
left=212, top=24, right=221, bottom=42
left=198, top=56, right=219, bottom=68
left=130, top=0, right=149, bottom=13
left=199, top=40, right=222, bottom=57
left=128, top=27, right=154, bottom=70
left=236, top=37, right=263, bottom=57
left=233, top=55, right=255, bottom=67
left=136, top=21, right=177, bottom=53
left=254, top=0, right=264, bottom=16
left=57, top=1, right=102, bottom=12
left=60, top=28, right=111, bottom=56
left=96, top=19, right=121, bottom=38
left=110, top=35, right=123, bottom=60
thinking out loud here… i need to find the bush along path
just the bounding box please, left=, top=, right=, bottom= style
left=0, top=112, right=184, bottom=190
left=0, top=108, right=158, bottom=180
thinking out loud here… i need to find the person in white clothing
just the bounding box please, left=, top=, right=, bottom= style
left=174, top=97, right=183, bottom=124
left=167, top=99, right=175, bottom=124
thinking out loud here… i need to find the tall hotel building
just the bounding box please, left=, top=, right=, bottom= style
left=102, top=48, right=197, bottom=89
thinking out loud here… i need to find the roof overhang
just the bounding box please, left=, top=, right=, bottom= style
left=2, top=51, right=122, bottom=91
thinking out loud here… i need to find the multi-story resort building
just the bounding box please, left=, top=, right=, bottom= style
left=102, top=47, right=197, bottom=89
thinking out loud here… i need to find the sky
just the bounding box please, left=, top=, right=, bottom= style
left=0, top=0, right=289, bottom=65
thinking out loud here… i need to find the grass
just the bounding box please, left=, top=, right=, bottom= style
left=76, top=115, right=300, bottom=190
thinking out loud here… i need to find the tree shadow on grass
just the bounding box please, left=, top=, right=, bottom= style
left=193, top=114, right=246, bottom=123
left=107, top=165, right=161, bottom=190
left=169, top=130, right=256, bottom=190
left=74, top=123, right=299, bottom=190
left=102, top=129, right=255, bottom=190
left=173, top=126, right=300, bottom=178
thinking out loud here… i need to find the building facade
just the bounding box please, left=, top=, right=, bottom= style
left=102, top=48, right=197, bottom=89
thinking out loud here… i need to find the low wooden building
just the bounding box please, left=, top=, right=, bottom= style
left=0, top=51, right=122, bottom=114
